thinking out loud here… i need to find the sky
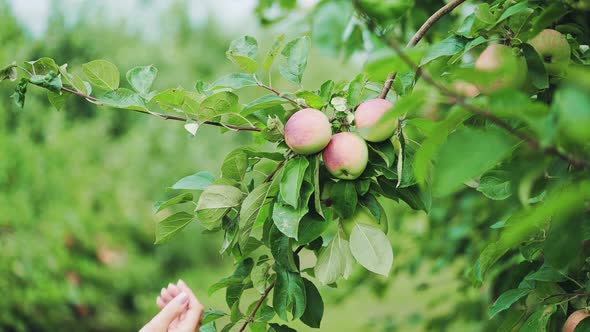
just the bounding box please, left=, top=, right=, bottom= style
left=7, top=0, right=318, bottom=38
left=9, top=0, right=260, bottom=38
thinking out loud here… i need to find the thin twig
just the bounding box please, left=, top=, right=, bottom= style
left=377, top=0, right=466, bottom=99
left=384, top=37, right=590, bottom=169
left=264, top=159, right=287, bottom=183
left=60, top=86, right=261, bottom=132
left=255, top=81, right=307, bottom=109
left=237, top=246, right=305, bottom=332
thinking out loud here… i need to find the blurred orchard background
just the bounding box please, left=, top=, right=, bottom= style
left=0, top=0, right=484, bottom=331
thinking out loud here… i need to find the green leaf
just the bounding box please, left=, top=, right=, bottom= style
left=469, top=181, right=590, bottom=283
left=349, top=223, right=393, bottom=276
left=239, top=179, right=281, bottom=248
left=273, top=178, right=314, bottom=239
left=82, top=59, right=120, bottom=91
left=280, top=158, right=310, bottom=208
left=296, top=214, right=329, bottom=245
left=279, top=36, right=311, bottom=85
left=273, top=264, right=306, bottom=321
left=208, top=73, right=257, bottom=91
left=300, top=278, right=324, bottom=328
left=251, top=262, right=272, bottom=294
left=522, top=43, right=548, bottom=90
left=268, top=323, right=297, bottom=332
left=477, top=171, right=512, bottom=200
left=151, top=88, right=186, bottom=112
left=488, top=288, right=531, bottom=319
left=270, top=226, right=297, bottom=271
left=98, top=88, right=146, bottom=110
left=544, top=216, right=584, bottom=269
left=209, top=258, right=253, bottom=296
left=365, top=48, right=425, bottom=82
left=170, top=171, right=215, bottom=190
left=47, top=91, right=68, bottom=111
left=221, top=148, right=249, bottom=182
left=263, top=34, right=285, bottom=72
left=226, top=36, right=259, bottom=73
left=198, top=91, right=240, bottom=122
left=126, top=65, right=157, bottom=96
left=519, top=306, right=556, bottom=332
left=420, top=36, right=466, bottom=66
left=295, top=91, right=325, bottom=109
left=11, top=78, right=27, bottom=108
left=29, top=71, right=62, bottom=93
left=432, top=127, right=514, bottom=197
left=25, top=57, right=59, bottom=75
left=330, top=181, right=357, bottom=218
left=496, top=1, right=529, bottom=25
left=314, top=229, right=354, bottom=285
left=242, top=94, right=289, bottom=116
left=524, top=265, right=566, bottom=282
left=377, top=180, right=431, bottom=212
left=347, top=73, right=366, bottom=109
left=201, top=309, right=228, bottom=326
left=58, top=64, right=89, bottom=94
left=311, top=156, right=324, bottom=218
left=312, top=1, right=354, bottom=55
left=0, top=62, right=17, bottom=82
left=196, top=185, right=244, bottom=230
left=153, top=192, right=193, bottom=213
left=155, top=212, right=194, bottom=244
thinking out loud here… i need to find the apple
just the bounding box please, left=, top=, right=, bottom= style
left=355, top=98, right=398, bottom=142
left=284, top=108, right=332, bottom=155
left=323, top=132, right=369, bottom=180
left=563, top=309, right=590, bottom=332
left=452, top=81, right=480, bottom=98
left=529, top=29, right=571, bottom=77
left=474, top=44, right=527, bottom=93
left=342, top=205, right=388, bottom=236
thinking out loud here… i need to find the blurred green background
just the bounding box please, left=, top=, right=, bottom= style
left=0, top=1, right=484, bottom=331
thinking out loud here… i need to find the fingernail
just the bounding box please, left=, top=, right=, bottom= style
left=176, top=292, right=188, bottom=304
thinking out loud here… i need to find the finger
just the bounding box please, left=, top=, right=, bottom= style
left=178, top=299, right=205, bottom=331
left=156, top=296, right=166, bottom=309
left=160, top=287, right=173, bottom=302
left=148, top=292, right=190, bottom=331
left=167, top=283, right=181, bottom=298
left=177, top=279, right=199, bottom=305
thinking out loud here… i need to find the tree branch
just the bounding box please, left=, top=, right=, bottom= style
left=377, top=0, right=466, bottom=99
left=264, top=159, right=287, bottom=183
left=59, top=86, right=261, bottom=132
left=255, top=81, right=307, bottom=109
left=383, top=37, right=590, bottom=170
left=237, top=245, right=305, bottom=332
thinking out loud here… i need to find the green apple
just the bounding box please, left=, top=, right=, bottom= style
left=342, top=205, right=388, bottom=236
left=529, top=29, right=571, bottom=77
left=355, top=98, right=398, bottom=142
left=322, top=132, right=368, bottom=180
left=284, top=108, right=332, bottom=155
left=563, top=310, right=590, bottom=332
left=474, top=44, right=527, bottom=94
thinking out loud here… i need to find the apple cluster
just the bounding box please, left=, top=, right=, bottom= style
left=283, top=98, right=397, bottom=181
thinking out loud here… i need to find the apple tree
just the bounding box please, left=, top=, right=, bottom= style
left=2, top=0, right=590, bottom=330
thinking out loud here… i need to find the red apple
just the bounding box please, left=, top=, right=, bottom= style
left=563, top=309, right=590, bottom=332
left=323, top=132, right=369, bottom=180
left=355, top=98, right=398, bottom=142
left=529, top=29, right=571, bottom=77
left=284, top=108, right=332, bottom=155
left=474, top=44, right=527, bottom=93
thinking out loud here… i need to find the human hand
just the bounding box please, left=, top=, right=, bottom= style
left=140, top=279, right=204, bottom=332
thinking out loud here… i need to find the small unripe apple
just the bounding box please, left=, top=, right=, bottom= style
left=563, top=309, right=590, bottom=332
left=342, top=205, right=388, bottom=236
left=355, top=98, right=398, bottom=142
left=474, top=44, right=527, bottom=93
left=284, top=108, right=332, bottom=155
left=323, top=132, right=368, bottom=180
left=529, top=29, right=571, bottom=77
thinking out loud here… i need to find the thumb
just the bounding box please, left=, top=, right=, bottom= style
left=148, top=292, right=190, bottom=330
